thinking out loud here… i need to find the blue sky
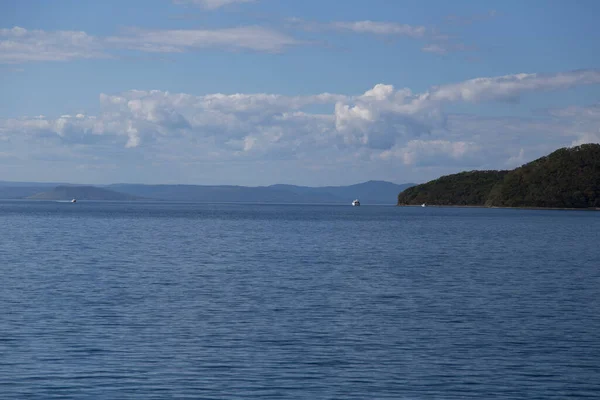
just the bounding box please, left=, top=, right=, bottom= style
left=1, top=0, right=599, bottom=185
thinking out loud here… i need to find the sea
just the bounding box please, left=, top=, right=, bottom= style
left=1, top=200, right=599, bottom=399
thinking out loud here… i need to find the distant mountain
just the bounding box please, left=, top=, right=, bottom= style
left=0, top=181, right=64, bottom=199
left=108, top=181, right=414, bottom=204
left=27, top=186, right=142, bottom=201
left=0, top=181, right=66, bottom=187
left=0, top=180, right=413, bottom=204
left=0, top=186, right=55, bottom=199
left=398, top=144, right=600, bottom=208
left=0, top=181, right=91, bottom=199
left=268, top=181, right=415, bottom=205
left=107, top=184, right=321, bottom=203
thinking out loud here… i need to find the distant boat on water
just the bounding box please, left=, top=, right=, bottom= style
left=352, top=199, right=360, bottom=206
left=421, top=203, right=426, bottom=207
left=71, top=198, right=77, bottom=203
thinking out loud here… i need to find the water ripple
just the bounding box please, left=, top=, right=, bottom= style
left=1, top=201, right=599, bottom=398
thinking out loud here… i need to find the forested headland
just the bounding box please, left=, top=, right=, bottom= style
left=398, top=144, right=600, bottom=209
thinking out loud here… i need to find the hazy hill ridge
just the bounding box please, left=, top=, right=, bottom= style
left=0, top=181, right=414, bottom=204
left=27, top=186, right=142, bottom=201
left=108, top=180, right=414, bottom=204
left=398, top=144, right=600, bottom=208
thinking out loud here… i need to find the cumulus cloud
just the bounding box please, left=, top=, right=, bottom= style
left=172, top=0, right=255, bottom=9
left=333, top=84, right=446, bottom=149
left=2, top=69, right=600, bottom=178
left=0, top=114, right=112, bottom=144
left=506, top=148, right=526, bottom=168
left=329, top=69, right=600, bottom=151
left=571, top=132, right=600, bottom=146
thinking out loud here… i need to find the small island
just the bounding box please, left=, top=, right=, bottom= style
left=398, top=144, right=600, bottom=209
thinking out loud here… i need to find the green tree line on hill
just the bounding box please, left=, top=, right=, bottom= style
left=397, top=170, right=508, bottom=206
left=398, top=144, right=600, bottom=208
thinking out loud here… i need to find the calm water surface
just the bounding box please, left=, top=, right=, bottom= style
left=1, top=201, right=599, bottom=399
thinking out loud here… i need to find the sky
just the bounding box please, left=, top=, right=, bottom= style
left=1, top=0, right=599, bottom=186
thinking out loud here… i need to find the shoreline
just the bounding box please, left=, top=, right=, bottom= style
left=397, top=204, right=600, bottom=211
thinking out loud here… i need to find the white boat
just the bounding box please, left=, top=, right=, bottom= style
left=421, top=203, right=426, bottom=207
left=352, top=199, right=360, bottom=206
left=71, top=198, right=77, bottom=203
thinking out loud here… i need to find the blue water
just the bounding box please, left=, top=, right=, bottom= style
left=1, top=201, right=599, bottom=399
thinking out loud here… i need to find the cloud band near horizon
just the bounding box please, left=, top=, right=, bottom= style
left=1, top=69, right=599, bottom=178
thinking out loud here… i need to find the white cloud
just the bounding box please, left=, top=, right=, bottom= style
left=333, top=84, right=447, bottom=150
left=0, top=114, right=108, bottom=143
left=106, top=26, right=301, bottom=53
left=547, top=103, right=600, bottom=118
left=287, top=18, right=478, bottom=55
left=0, top=26, right=106, bottom=63
left=422, top=42, right=474, bottom=55
left=0, top=25, right=304, bottom=63
left=172, top=0, right=255, bottom=10
left=421, top=44, right=447, bottom=55
left=329, top=21, right=426, bottom=37
left=2, top=69, right=600, bottom=183
left=328, top=69, right=600, bottom=152
left=427, top=70, right=600, bottom=103
left=379, top=140, right=480, bottom=166
left=545, top=105, right=600, bottom=146
left=506, top=148, right=526, bottom=168
left=288, top=18, right=426, bottom=38
left=571, top=132, right=600, bottom=146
